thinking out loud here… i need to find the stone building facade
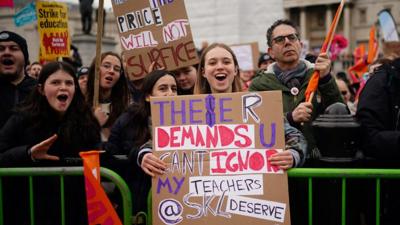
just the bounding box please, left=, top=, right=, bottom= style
left=284, top=0, right=400, bottom=53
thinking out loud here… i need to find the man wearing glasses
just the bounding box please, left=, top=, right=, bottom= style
left=249, top=19, right=343, bottom=225
left=249, top=19, right=343, bottom=159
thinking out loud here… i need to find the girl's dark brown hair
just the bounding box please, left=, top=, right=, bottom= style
left=86, top=51, right=130, bottom=128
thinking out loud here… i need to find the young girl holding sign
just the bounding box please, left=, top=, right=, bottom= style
left=194, top=43, right=307, bottom=169
left=105, top=69, right=176, bottom=218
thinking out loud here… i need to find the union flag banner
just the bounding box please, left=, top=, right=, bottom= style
left=80, top=151, right=122, bottom=225
left=36, top=1, right=70, bottom=61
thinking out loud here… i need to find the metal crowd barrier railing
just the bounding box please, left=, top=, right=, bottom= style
left=0, top=167, right=132, bottom=225
left=1, top=167, right=399, bottom=225
left=288, top=168, right=400, bottom=225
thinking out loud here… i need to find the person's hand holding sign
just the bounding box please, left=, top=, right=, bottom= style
left=141, top=152, right=167, bottom=177
left=269, top=150, right=294, bottom=170
left=29, top=134, right=60, bottom=161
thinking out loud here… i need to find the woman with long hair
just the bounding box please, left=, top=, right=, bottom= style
left=106, top=69, right=176, bottom=219
left=0, top=61, right=100, bottom=163
left=194, top=43, right=242, bottom=94
left=0, top=61, right=100, bottom=225
left=86, top=51, right=130, bottom=141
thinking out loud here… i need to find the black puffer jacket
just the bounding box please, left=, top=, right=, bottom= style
left=357, top=57, right=400, bottom=161
left=0, top=112, right=100, bottom=225
left=105, top=111, right=151, bottom=216
left=0, top=75, right=36, bottom=128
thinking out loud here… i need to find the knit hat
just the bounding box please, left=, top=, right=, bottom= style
left=77, top=66, right=89, bottom=77
left=0, top=31, right=29, bottom=66
left=258, top=53, right=273, bottom=68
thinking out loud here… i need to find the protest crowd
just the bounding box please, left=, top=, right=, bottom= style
left=1, top=0, right=400, bottom=225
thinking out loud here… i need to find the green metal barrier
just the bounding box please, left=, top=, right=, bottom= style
left=4, top=167, right=398, bottom=225
left=0, top=167, right=132, bottom=225
left=288, top=168, right=400, bottom=225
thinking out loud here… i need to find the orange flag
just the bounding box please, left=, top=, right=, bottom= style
left=305, top=0, right=345, bottom=102
left=367, top=25, right=379, bottom=64
left=348, top=44, right=368, bottom=79
left=348, top=26, right=379, bottom=80
left=80, top=151, right=122, bottom=225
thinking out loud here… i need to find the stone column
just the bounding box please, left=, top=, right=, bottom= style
left=300, top=7, right=307, bottom=40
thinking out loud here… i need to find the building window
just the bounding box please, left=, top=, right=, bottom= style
left=359, top=8, right=367, bottom=24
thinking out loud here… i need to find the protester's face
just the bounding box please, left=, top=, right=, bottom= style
left=0, top=41, right=25, bottom=81
left=30, top=64, right=42, bottom=79
left=239, top=70, right=255, bottom=82
left=150, top=75, right=177, bottom=97
left=100, top=55, right=121, bottom=90
left=202, top=47, right=237, bottom=93
left=268, top=24, right=302, bottom=66
left=42, top=70, right=75, bottom=116
left=174, top=66, right=197, bottom=91
left=336, top=79, right=351, bottom=104
left=78, top=74, right=88, bottom=95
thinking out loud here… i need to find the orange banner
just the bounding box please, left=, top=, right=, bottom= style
left=80, top=151, right=122, bottom=225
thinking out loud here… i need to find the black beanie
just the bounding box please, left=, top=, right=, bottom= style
left=0, top=31, right=29, bottom=66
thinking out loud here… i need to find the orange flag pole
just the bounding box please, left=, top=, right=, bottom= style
left=305, top=0, right=346, bottom=102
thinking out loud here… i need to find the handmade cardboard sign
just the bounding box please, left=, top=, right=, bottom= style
left=150, top=91, right=291, bottom=225
left=111, top=0, right=199, bottom=80
left=36, top=1, right=70, bottom=61
left=231, top=42, right=259, bottom=71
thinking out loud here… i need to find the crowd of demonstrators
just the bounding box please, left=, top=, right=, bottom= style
left=105, top=70, right=176, bottom=221
left=86, top=51, right=130, bottom=141
left=0, top=61, right=101, bottom=224
left=0, top=31, right=37, bottom=129
left=1, top=14, right=400, bottom=225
